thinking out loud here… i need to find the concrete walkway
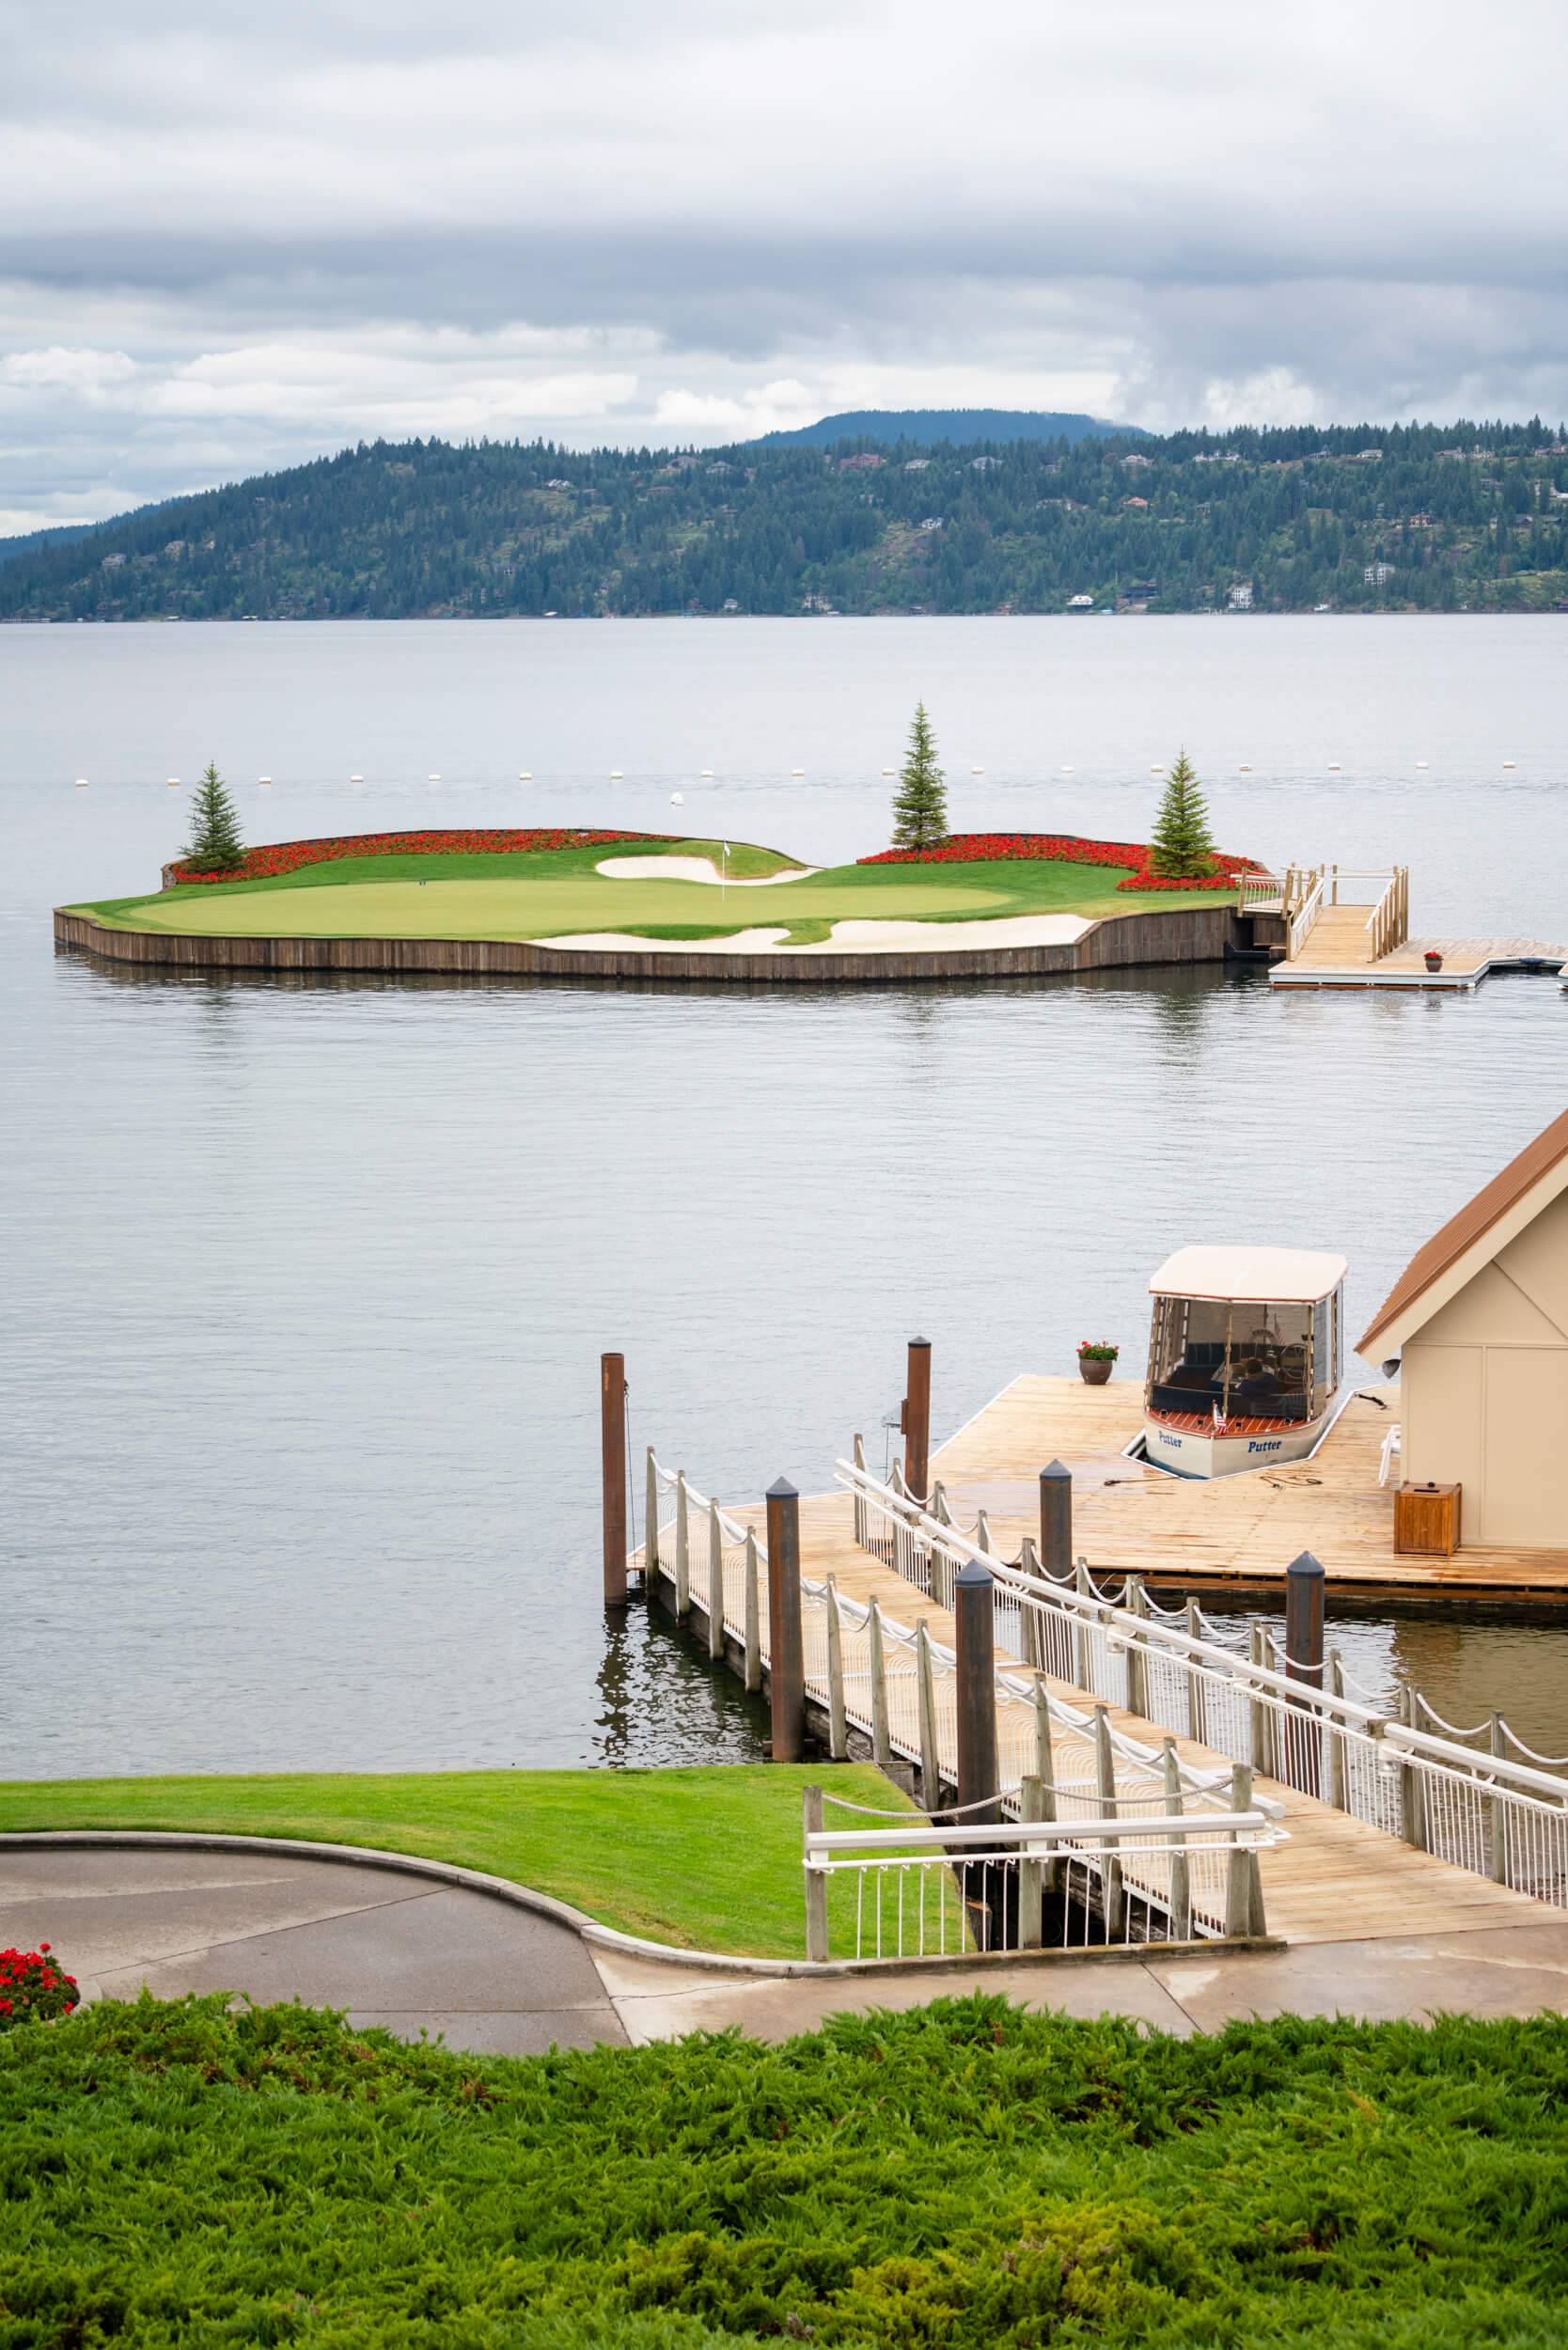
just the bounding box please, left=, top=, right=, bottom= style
left=7, top=1843, right=1568, bottom=2053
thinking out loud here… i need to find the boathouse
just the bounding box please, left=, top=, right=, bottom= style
left=1359, top=1106, right=1568, bottom=1548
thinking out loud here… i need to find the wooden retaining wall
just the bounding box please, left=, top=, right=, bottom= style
left=55, top=902, right=1245, bottom=986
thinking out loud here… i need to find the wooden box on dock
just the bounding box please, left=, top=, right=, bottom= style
left=1394, top=1480, right=1462, bottom=1557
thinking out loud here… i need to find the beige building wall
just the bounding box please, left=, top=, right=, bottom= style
left=1401, top=1192, right=1568, bottom=1547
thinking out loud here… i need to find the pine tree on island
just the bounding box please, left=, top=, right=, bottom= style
left=1147, top=750, right=1216, bottom=877
left=182, top=760, right=245, bottom=872
left=890, top=702, right=949, bottom=849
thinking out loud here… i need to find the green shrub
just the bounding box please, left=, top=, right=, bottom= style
left=2, top=1992, right=1566, bottom=2343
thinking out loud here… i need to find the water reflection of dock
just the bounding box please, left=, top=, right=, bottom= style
left=928, top=1376, right=1568, bottom=1597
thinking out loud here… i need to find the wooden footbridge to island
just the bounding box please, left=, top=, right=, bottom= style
left=1246, top=864, right=1565, bottom=991
left=606, top=1357, right=1568, bottom=1967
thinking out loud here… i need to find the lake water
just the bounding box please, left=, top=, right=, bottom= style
left=4, top=616, right=1567, bottom=1776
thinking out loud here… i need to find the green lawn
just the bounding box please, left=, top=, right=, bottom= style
left=4, top=1993, right=1566, bottom=2346
left=73, top=836, right=1230, bottom=947
left=0, top=1765, right=912, bottom=1961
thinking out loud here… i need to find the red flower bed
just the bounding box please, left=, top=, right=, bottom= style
left=0, top=1943, right=79, bottom=2029
left=173, top=828, right=673, bottom=885
left=856, top=832, right=1262, bottom=892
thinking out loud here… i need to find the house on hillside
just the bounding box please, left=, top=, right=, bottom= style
left=1359, top=1108, right=1568, bottom=1548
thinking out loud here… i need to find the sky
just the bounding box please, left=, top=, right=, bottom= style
left=3, top=0, right=1565, bottom=533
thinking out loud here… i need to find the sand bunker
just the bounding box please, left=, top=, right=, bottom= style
left=595, top=854, right=817, bottom=885
left=545, top=912, right=1094, bottom=956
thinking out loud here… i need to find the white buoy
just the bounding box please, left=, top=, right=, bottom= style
left=428, top=773, right=442, bottom=783
left=1415, top=760, right=1429, bottom=770
left=699, top=769, right=714, bottom=778
left=166, top=776, right=180, bottom=788
left=74, top=776, right=88, bottom=789
left=1059, top=765, right=1074, bottom=775
left=1326, top=761, right=1341, bottom=772
left=670, top=791, right=684, bottom=807
left=1503, top=760, right=1516, bottom=770
left=259, top=775, right=273, bottom=787
left=970, top=765, right=984, bottom=775
left=609, top=769, right=624, bottom=779
left=791, top=767, right=805, bottom=776
left=1239, top=763, right=1251, bottom=773
left=1149, top=764, right=1163, bottom=774
left=350, top=774, right=364, bottom=785
left=518, top=771, right=532, bottom=780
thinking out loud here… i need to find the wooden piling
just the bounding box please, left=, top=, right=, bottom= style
left=903, top=1338, right=932, bottom=1501
left=954, top=1559, right=999, bottom=1824
left=601, top=1353, right=627, bottom=1607
left=765, top=1478, right=805, bottom=1762
left=1284, top=1549, right=1325, bottom=1796
left=1039, top=1461, right=1072, bottom=1581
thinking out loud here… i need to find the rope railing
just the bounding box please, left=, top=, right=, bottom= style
left=836, top=1456, right=1568, bottom=1911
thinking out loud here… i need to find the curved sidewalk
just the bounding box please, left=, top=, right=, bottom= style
left=7, top=1839, right=1568, bottom=2053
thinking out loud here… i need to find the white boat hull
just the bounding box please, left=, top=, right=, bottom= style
left=1141, top=1415, right=1325, bottom=1479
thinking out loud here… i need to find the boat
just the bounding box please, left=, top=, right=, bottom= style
left=1142, top=1245, right=1347, bottom=1479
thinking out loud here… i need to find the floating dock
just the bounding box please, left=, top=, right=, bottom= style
left=1257, top=865, right=1565, bottom=991
left=925, top=1374, right=1568, bottom=1597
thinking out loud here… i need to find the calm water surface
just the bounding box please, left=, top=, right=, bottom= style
left=3, top=617, right=1566, bottom=1773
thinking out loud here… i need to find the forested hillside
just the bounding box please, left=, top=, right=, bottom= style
left=5, top=419, right=1567, bottom=620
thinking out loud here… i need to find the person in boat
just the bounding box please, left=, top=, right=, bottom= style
left=1232, top=1356, right=1282, bottom=1408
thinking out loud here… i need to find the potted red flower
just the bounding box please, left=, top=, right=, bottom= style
left=1423, top=948, right=1443, bottom=973
left=1077, top=1340, right=1119, bottom=1386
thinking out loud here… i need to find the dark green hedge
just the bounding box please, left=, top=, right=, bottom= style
left=2, top=1992, right=1565, bottom=2345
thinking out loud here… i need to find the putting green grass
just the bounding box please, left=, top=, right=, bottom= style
left=0, top=1764, right=916, bottom=1960
left=73, top=835, right=1231, bottom=946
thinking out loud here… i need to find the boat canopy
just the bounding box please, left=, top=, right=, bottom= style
left=1149, top=1246, right=1348, bottom=1307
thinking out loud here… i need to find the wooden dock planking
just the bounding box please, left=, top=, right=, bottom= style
left=1272, top=903, right=1564, bottom=991
left=928, top=1375, right=1568, bottom=1596
left=712, top=1482, right=1546, bottom=1944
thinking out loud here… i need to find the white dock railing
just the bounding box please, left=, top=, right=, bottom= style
left=1364, top=867, right=1411, bottom=960
left=837, top=1457, right=1568, bottom=1912
left=645, top=1452, right=1278, bottom=1947
left=1287, top=867, right=1326, bottom=957
left=803, top=1787, right=1279, bottom=1963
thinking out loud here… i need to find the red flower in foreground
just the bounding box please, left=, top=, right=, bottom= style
left=0, top=1946, right=79, bottom=2029
left=857, top=832, right=1261, bottom=892
left=172, top=827, right=675, bottom=885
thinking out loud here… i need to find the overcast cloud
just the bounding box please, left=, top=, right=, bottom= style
left=2, top=0, right=1565, bottom=530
